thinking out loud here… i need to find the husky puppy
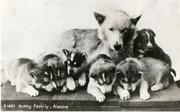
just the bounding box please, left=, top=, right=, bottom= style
left=6, top=58, right=56, bottom=96
left=41, top=54, right=67, bottom=79
left=87, top=54, right=116, bottom=102
left=114, top=57, right=173, bottom=100
left=40, top=54, right=68, bottom=92
left=63, top=49, right=88, bottom=91
left=41, top=9, right=141, bottom=65
left=133, top=29, right=172, bottom=66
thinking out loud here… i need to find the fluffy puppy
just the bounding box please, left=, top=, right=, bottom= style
left=133, top=29, right=172, bottom=66
left=113, top=57, right=172, bottom=100
left=41, top=54, right=68, bottom=92
left=87, top=54, right=116, bottom=102
left=63, top=49, right=88, bottom=90
left=6, top=58, right=56, bottom=96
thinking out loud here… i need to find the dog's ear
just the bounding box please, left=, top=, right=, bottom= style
left=150, top=30, right=156, bottom=37
left=131, top=15, right=142, bottom=25
left=116, top=70, right=124, bottom=78
left=90, top=73, right=97, bottom=79
left=137, top=71, right=143, bottom=78
left=81, top=52, right=87, bottom=60
left=63, top=61, right=67, bottom=66
left=94, top=12, right=106, bottom=25
left=109, top=67, right=116, bottom=73
left=63, top=49, right=69, bottom=57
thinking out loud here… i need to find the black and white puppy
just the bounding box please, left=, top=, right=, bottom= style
left=6, top=58, right=56, bottom=96
left=87, top=54, right=116, bottom=102
left=63, top=49, right=88, bottom=91
left=41, top=54, right=68, bottom=92
left=113, top=57, right=174, bottom=100
left=133, top=29, right=172, bottom=66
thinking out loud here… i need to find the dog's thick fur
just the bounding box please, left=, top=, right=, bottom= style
left=40, top=54, right=67, bottom=79
left=63, top=49, right=88, bottom=91
left=133, top=29, right=172, bottom=66
left=113, top=57, right=172, bottom=100
left=40, top=54, right=68, bottom=92
left=41, top=9, right=141, bottom=64
left=87, top=54, right=116, bottom=102
left=6, top=58, right=56, bottom=96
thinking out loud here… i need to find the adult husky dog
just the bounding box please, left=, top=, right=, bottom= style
left=42, top=9, right=141, bottom=64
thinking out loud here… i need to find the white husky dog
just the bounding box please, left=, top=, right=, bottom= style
left=41, top=9, right=141, bottom=64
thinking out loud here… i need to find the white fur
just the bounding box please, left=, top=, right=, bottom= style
left=23, top=85, right=39, bottom=97
left=66, top=77, right=76, bottom=90
left=87, top=76, right=116, bottom=102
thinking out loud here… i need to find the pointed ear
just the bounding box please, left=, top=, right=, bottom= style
left=90, top=73, right=97, bottom=79
left=109, top=67, right=115, bottom=73
left=150, top=30, right=156, bottom=37
left=94, top=12, right=106, bottom=25
left=82, top=52, right=87, bottom=60
left=63, top=49, right=69, bottom=57
left=63, top=61, right=67, bottom=66
left=131, top=15, right=142, bottom=25
left=30, top=72, right=37, bottom=78
left=137, top=71, right=143, bottom=78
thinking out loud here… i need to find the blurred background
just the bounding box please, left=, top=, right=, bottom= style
left=1, top=0, right=180, bottom=78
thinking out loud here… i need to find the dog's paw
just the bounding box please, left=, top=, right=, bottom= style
left=23, top=86, right=39, bottom=97
left=140, top=92, right=150, bottom=100
left=66, top=77, right=76, bottom=91
left=78, top=78, right=86, bottom=86
left=151, top=84, right=163, bottom=91
left=106, top=86, right=112, bottom=93
left=95, top=94, right=106, bottom=102
left=120, top=90, right=130, bottom=100
left=61, top=86, right=68, bottom=93
left=29, top=89, right=39, bottom=97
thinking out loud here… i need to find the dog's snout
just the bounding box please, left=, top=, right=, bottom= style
left=114, top=44, right=122, bottom=51
left=127, top=88, right=132, bottom=91
left=69, top=70, right=74, bottom=75
left=148, top=46, right=153, bottom=50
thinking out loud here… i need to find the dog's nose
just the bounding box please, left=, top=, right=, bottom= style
left=127, top=88, right=132, bottom=92
left=69, top=70, right=74, bottom=75
left=114, top=44, right=122, bottom=51
left=148, top=46, right=153, bottom=50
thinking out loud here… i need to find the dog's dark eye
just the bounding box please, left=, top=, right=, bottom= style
left=121, top=78, right=128, bottom=83
left=109, top=27, right=114, bottom=31
left=120, top=28, right=128, bottom=33
left=131, top=78, right=138, bottom=83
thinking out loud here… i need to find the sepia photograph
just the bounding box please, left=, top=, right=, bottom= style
left=1, top=0, right=180, bottom=111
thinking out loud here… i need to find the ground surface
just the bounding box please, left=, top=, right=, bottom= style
left=1, top=81, right=180, bottom=111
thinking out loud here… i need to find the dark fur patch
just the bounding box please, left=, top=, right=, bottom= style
left=134, top=29, right=172, bottom=66
left=42, top=54, right=67, bottom=80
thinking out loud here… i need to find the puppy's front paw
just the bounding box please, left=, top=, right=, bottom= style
left=78, top=78, right=86, bottom=86
left=120, top=90, right=130, bottom=100
left=23, top=86, right=39, bottom=97
left=95, top=94, right=106, bottom=102
left=106, top=86, right=112, bottom=93
left=66, top=77, right=76, bottom=91
left=61, top=86, right=68, bottom=93
left=140, top=92, right=150, bottom=100
left=29, top=89, right=39, bottom=97
left=151, top=84, right=163, bottom=91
